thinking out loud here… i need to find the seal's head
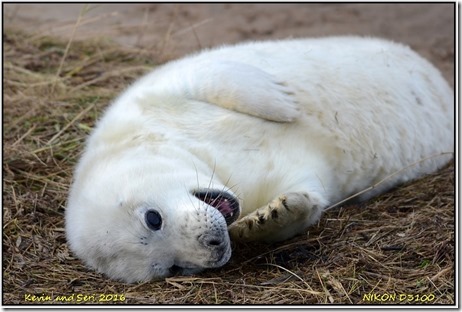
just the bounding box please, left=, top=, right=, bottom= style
left=65, top=148, right=240, bottom=283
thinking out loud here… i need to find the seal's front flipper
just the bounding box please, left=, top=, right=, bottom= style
left=228, top=192, right=324, bottom=243
left=152, top=60, right=300, bottom=123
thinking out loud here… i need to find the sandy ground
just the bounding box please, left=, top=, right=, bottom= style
left=3, top=3, right=455, bottom=87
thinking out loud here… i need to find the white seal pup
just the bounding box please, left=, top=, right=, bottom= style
left=65, top=36, right=454, bottom=283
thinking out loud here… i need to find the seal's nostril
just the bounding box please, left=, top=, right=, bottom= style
left=199, top=234, right=224, bottom=248
left=208, top=239, right=221, bottom=246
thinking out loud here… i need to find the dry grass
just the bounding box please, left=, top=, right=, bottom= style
left=3, top=27, right=455, bottom=305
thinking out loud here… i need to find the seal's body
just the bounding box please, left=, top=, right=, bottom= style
left=65, top=37, right=453, bottom=283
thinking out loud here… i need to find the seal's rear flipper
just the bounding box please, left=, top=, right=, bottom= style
left=151, top=60, right=300, bottom=122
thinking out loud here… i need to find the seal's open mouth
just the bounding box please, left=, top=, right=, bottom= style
left=192, top=189, right=240, bottom=225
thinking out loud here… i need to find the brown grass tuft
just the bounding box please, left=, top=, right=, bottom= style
left=3, top=28, right=454, bottom=305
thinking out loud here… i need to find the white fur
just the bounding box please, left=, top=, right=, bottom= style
left=66, top=36, right=454, bottom=283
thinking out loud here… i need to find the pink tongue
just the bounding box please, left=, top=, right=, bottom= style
left=193, top=190, right=240, bottom=225
left=206, top=197, right=234, bottom=219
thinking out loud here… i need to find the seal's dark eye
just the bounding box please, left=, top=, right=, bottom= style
left=145, top=210, right=162, bottom=231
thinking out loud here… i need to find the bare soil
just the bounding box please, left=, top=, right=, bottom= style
left=3, top=3, right=455, bottom=305
left=4, top=3, right=454, bottom=85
